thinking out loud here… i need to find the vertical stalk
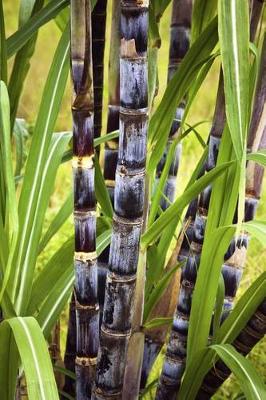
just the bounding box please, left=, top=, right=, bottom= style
left=98, top=0, right=121, bottom=324
left=196, top=299, right=266, bottom=399
left=71, top=1, right=99, bottom=397
left=156, top=73, right=226, bottom=400
left=156, top=0, right=192, bottom=211
left=92, top=0, right=107, bottom=142
left=140, top=2, right=192, bottom=387
left=93, top=1, right=149, bottom=398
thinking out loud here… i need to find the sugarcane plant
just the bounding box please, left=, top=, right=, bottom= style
left=93, top=1, right=150, bottom=398
left=71, top=0, right=99, bottom=397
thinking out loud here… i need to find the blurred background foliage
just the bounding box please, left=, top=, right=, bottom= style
left=3, top=1, right=265, bottom=398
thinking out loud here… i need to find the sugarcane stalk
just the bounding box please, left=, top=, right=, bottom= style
left=196, top=299, right=266, bottom=399
left=98, top=0, right=121, bottom=325
left=62, top=294, right=76, bottom=398
left=156, top=0, right=192, bottom=211
left=155, top=72, right=226, bottom=400
left=71, top=1, right=99, bottom=397
left=92, top=1, right=149, bottom=398
left=221, top=35, right=266, bottom=322
left=92, top=0, right=107, bottom=143
left=140, top=2, right=192, bottom=388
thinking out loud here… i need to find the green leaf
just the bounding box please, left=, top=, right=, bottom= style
left=27, top=237, right=74, bottom=316
left=13, top=119, right=29, bottom=178
left=8, top=0, right=44, bottom=129
left=0, top=0, right=7, bottom=83
left=14, top=132, right=71, bottom=314
left=247, top=149, right=266, bottom=166
left=0, top=317, right=59, bottom=400
left=191, top=0, right=218, bottom=43
left=218, top=0, right=249, bottom=227
left=142, top=161, right=233, bottom=246
left=218, top=0, right=249, bottom=159
left=0, top=82, right=19, bottom=303
left=243, top=220, right=266, bottom=247
left=144, top=317, right=173, bottom=330
left=143, top=262, right=181, bottom=323
left=211, top=344, right=266, bottom=400
left=184, top=53, right=218, bottom=123
left=95, top=155, right=113, bottom=218
left=6, top=0, right=69, bottom=58
left=37, top=269, right=74, bottom=337
left=10, top=26, right=70, bottom=314
left=212, top=274, right=225, bottom=343
left=147, top=17, right=218, bottom=174
left=38, top=192, right=73, bottom=253
left=149, top=137, right=180, bottom=226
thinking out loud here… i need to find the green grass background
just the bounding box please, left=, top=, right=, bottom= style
left=3, top=1, right=265, bottom=398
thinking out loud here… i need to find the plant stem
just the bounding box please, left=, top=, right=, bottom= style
left=71, top=0, right=99, bottom=397
left=93, top=1, right=149, bottom=398
left=92, top=0, right=107, bottom=143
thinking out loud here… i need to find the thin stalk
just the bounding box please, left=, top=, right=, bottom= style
left=71, top=1, right=99, bottom=397
left=98, top=0, right=121, bottom=324
left=196, top=299, right=266, bottom=399
left=93, top=1, right=149, bottom=398
left=156, top=72, right=226, bottom=400
left=156, top=0, right=192, bottom=211
left=62, top=294, right=76, bottom=398
left=221, top=35, right=266, bottom=322
left=92, top=0, right=107, bottom=142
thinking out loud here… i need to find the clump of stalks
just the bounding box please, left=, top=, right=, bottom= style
left=141, top=0, right=192, bottom=388
left=71, top=0, right=99, bottom=397
left=92, top=1, right=149, bottom=398
left=196, top=35, right=266, bottom=399
left=155, top=71, right=226, bottom=400
left=156, top=4, right=264, bottom=398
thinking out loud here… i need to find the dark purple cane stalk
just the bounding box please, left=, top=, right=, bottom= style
left=196, top=299, right=266, bottom=399
left=140, top=2, right=193, bottom=388
left=155, top=73, right=226, bottom=400
left=98, top=0, right=121, bottom=325
left=156, top=0, right=192, bottom=211
left=92, top=0, right=107, bottom=143
left=92, top=1, right=149, bottom=398
left=71, top=1, right=99, bottom=397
